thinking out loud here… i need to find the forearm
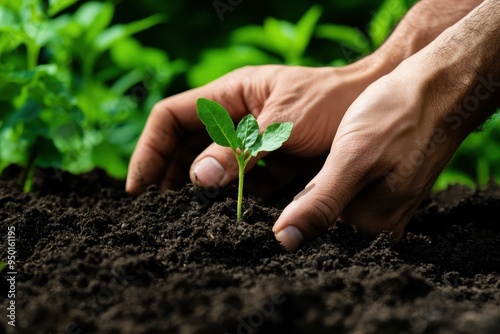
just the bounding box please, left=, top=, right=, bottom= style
left=424, top=0, right=500, bottom=131
left=353, top=0, right=483, bottom=78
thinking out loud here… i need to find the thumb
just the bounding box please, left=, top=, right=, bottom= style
left=272, top=150, right=366, bottom=251
left=189, top=144, right=238, bottom=188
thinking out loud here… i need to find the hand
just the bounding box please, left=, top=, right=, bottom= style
left=127, top=0, right=482, bottom=195
left=126, top=61, right=384, bottom=194
left=273, top=0, right=500, bottom=251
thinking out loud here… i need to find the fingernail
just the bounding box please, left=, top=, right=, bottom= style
left=193, top=157, right=226, bottom=187
left=275, top=226, right=304, bottom=252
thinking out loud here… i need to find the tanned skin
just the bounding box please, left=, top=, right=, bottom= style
left=127, top=0, right=499, bottom=251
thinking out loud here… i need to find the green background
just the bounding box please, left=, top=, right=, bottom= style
left=0, top=0, right=498, bottom=191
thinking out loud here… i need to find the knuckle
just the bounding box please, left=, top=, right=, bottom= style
left=334, top=132, right=393, bottom=183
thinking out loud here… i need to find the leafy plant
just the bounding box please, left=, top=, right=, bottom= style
left=434, top=111, right=500, bottom=191
left=231, top=4, right=323, bottom=64
left=196, top=98, right=293, bottom=221
left=0, top=0, right=185, bottom=191
left=0, top=262, right=5, bottom=272
left=188, top=5, right=323, bottom=87
left=316, top=0, right=415, bottom=64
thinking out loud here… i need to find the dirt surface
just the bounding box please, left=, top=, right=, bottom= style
left=1, top=168, right=499, bottom=334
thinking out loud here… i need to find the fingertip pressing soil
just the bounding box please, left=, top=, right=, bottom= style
left=0, top=168, right=499, bottom=334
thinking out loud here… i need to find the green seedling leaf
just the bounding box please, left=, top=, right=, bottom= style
left=0, top=262, right=5, bottom=272
left=236, top=114, right=259, bottom=149
left=196, top=98, right=238, bottom=150
left=197, top=98, right=293, bottom=221
left=249, top=122, right=293, bottom=156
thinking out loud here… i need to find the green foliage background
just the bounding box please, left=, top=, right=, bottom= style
left=0, top=0, right=498, bottom=191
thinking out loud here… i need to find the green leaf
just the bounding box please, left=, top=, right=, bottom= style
left=231, top=5, right=321, bottom=64
left=236, top=114, right=259, bottom=149
left=0, top=262, right=5, bottom=272
left=0, top=125, right=30, bottom=168
left=369, top=0, right=408, bottom=48
left=48, top=0, right=80, bottom=17
left=231, top=26, right=274, bottom=53
left=74, top=1, right=113, bottom=42
left=109, top=68, right=145, bottom=95
left=0, top=7, right=19, bottom=28
left=0, top=69, right=36, bottom=100
left=433, top=169, right=476, bottom=192
left=476, top=158, right=490, bottom=188
left=249, top=122, right=293, bottom=156
left=92, top=138, right=127, bottom=179
left=6, top=99, right=43, bottom=126
left=316, top=24, right=371, bottom=55
left=95, top=14, right=165, bottom=52
left=0, top=27, right=30, bottom=54
left=110, top=38, right=169, bottom=70
left=196, top=98, right=238, bottom=150
left=35, top=137, right=63, bottom=168
left=264, top=18, right=295, bottom=55
left=294, top=5, right=323, bottom=60
left=187, top=46, right=276, bottom=88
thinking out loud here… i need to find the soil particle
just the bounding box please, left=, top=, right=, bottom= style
left=0, top=169, right=499, bottom=334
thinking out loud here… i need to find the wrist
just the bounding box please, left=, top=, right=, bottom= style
left=390, top=0, right=500, bottom=148
left=420, top=0, right=500, bottom=129
left=363, top=0, right=484, bottom=79
left=326, top=52, right=394, bottom=96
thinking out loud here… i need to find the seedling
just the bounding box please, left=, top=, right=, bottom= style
left=196, top=98, right=293, bottom=221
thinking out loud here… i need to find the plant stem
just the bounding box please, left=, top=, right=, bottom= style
left=237, top=156, right=245, bottom=222
left=27, top=43, right=40, bottom=70
left=19, top=145, right=37, bottom=193
left=82, top=52, right=97, bottom=85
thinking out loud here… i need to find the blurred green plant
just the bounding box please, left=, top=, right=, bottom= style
left=434, top=112, right=500, bottom=191
left=1, top=0, right=496, bottom=191
left=316, top=0, right=415, bottom=65
left=188, top=5, right=323, bottom=87
left=0, top=0, right=185, bottom=191
left=188, top=0, right=413, bottom=85
left=189, top=0, right=498, bottom=190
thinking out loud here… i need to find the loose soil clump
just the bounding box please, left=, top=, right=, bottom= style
left=1, top=169, right=499, bottom=333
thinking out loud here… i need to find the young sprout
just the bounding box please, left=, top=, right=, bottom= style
left=196, top=98, right=293, bottom=221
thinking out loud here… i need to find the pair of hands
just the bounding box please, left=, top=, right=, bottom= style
left=127, top=1, right=498, bottom=251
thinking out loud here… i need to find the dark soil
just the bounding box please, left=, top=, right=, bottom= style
left=1, top=169, right=499, bottom=334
